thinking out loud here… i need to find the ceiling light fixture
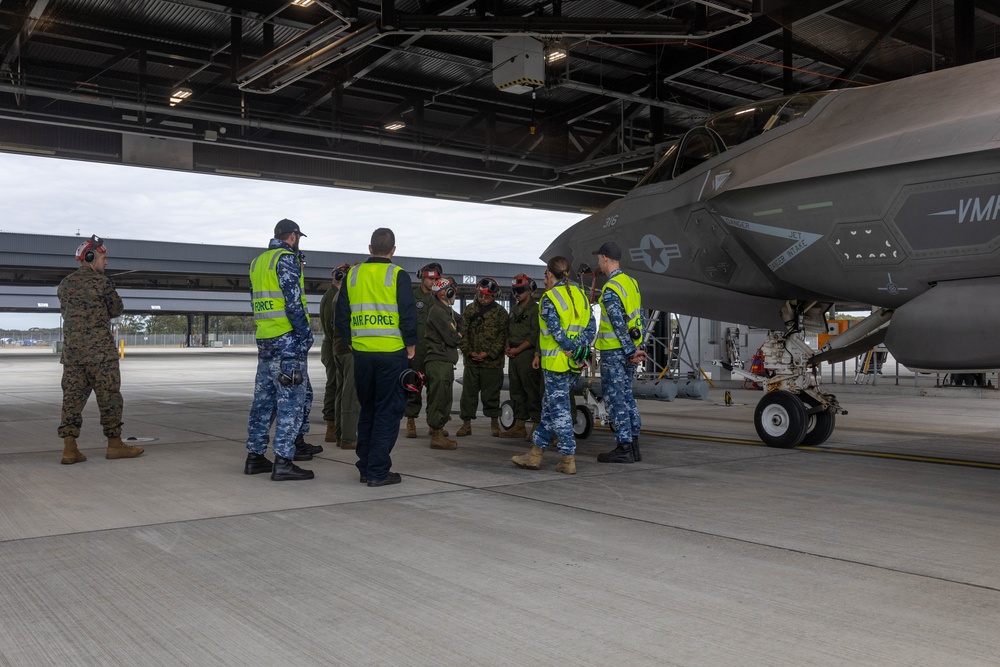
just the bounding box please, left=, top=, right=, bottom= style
left=290, top=0, right=315, bottom=6
left=383, top=121, right=406, bottom=131
left=544, top=46, right=568, bottom=64
left=169, top=87, right=192, bottom=107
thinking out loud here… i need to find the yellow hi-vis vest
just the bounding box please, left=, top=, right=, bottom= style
left=538, top=283, right=590, bottom=373
left=250, top=248, right=309, bottom=340
left=346, top=262, right=404, bottom=352
left=595, top=272, right=643, bottom=350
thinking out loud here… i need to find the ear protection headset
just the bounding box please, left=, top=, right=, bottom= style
left=417, top=262, right=443, bottom=280
left=511, top=274, right=537, bottom=294
left=431, top=277, right=456, bottom=300
left=477, top=277, right=499, bottom=296
left=75, top=234, right=105, bottom=263
left=277, top=360, right=304, bottom=387
left=333, top=263, right=351, bottom=282
left=399, top=368, right=426, bottom=393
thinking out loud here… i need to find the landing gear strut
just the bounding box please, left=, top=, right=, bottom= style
left=733, top=302, right=847, bottom=448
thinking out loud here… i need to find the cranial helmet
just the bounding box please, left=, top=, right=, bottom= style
left=418, top=262, right=443, bottom=280
left=431, top=277, right=456, bottom=299
left=511, top=274, right=537, bottom=294
left=75, top=235, right=106, bottom=263
left=332, top=263, right=351, bottom=282
left=477, top=277, right=499, bottom=296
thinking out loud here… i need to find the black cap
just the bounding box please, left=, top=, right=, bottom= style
left=593, top=240, right=621, bottom=260
left=274, top=218, right=306, bottom=237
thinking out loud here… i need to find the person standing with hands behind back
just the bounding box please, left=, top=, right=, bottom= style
left=511, top=256, right=594, bottom=474
left=57, top=234, right=144, bottom=464
left=335, top=228, right=417, bottom=487
left=499, top=274, right=542, bottom=440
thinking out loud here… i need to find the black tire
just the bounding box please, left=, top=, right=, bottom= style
left=753, top=391, right=808, bottom=448
left=800, top=410, right=836, bottom=446
left=573, top=404, right=593, bottom=440
left=499, top=400, right=516, bottom=432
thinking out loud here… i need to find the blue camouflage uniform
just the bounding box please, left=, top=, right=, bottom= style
left=246, top=239, right=314, bottom=460
left=599, top=268, right=644, bottom=446
left=532, top=281, right=596, bottom=456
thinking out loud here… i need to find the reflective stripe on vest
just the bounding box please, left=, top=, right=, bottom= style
left=249, top=248, right=309, bottom=340
left=538, top=283, right=590, bottom=373
left=595, top=272, right=642, bottom=350
left=346, top=262, right=404, bottom=352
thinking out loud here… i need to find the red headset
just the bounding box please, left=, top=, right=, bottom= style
left=417, top=262, right=443, bottom=280
left=431, top=277, right=456, bottom=299
left=511, top=274, right=537, bottom=294
left=74, top=235, right=106, bottom=263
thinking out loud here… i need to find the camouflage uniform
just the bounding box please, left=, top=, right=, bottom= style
left=424, top=297, right=464, bottom=430
left=319, top=282, right=339, bottom=424
left=459, top=299, right=509, bottom=421
left=405, top=284, right=436, bottom=418
left=332, top=289, right=360, bottom=445
left=532, top=282, right=596, bottom=455
left=57, top=266, right=125, bottom=439
left=246, top=239, right=313, bottom=461
left=506, top=296, right=542, bottom=422
left=599, top=269, right=644, bottom=445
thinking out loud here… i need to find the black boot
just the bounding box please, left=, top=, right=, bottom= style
left=271, top=456, right=315, bottom=481
left=597, top=442, right=634, bottom=464
left=631, top=437, right=641, bottom=462
left=244, top=452, right=273, bottom=475
left=294, top=434, right=324, bottom=457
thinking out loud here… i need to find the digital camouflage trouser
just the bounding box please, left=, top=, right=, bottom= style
left=58, top=360, right=124, bottom=438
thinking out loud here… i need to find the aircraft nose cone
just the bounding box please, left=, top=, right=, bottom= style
left=542, top=225, right=578, bottom=271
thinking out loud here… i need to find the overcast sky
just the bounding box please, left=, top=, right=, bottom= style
left=0, top=152, right=583, bottom=331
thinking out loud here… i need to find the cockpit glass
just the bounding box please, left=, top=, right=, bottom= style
left=637, top=91, right=831, bottom=188
left=706, top=92, right=831, bottom=150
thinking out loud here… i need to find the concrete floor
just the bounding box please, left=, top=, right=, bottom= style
left=1, top=348, right=998, bottom=666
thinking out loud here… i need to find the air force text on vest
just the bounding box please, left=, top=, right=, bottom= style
left=253, top=300, right=276, bottom=312
left=353, top=313, right=398, bottom=327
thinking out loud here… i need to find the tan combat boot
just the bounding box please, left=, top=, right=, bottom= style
left=106, top=436, right=143, bottom=460
left=405, top=417, right=417, bottom=438
left=429, top=428, right=458, bottom=450
left=427, top=422, right=448, bottom=437
left=324, top=420, right=337, bottom=443
left=511, top=446, right=544, bottom=470
left=555, top=454, right=576, bottom=475
left=60, top=436, right=87, bottom=465
left=339, top=440, right=357, bottom=450
left=456, top=419, right=472, bottom=437
left=524, top=421, right=536, bottom=442
left=499, top=419, right=527, bottom=439
left=490, top=416, right=501, bottom=437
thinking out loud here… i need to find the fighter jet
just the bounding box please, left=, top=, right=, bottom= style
left=544, top=57, right=1000, bottom=449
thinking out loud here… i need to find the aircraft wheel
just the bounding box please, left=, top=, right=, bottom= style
left=573, top=405, right=593, bottom=440
left=499, top=400, right=516, bottom=431
left=754, top=391, right=808, bottom=448
left=800, top=410, right=836, bottom=446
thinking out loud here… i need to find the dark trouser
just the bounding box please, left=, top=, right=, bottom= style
left=425, top=360, right=455, bottom=430
left=508, top=350, right=542, bottom=422
left=353, top=349, right=409, bottom=481
left=459, top=364, right=504, bottom=419
left=404, top=348, right=426, bottom=418
left=58, top=360, right=124, bottom=438
left=321, top=345, right=337, bottom=422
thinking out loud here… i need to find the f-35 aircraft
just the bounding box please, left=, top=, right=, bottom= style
left=544, top=57, right=1000, bottom=449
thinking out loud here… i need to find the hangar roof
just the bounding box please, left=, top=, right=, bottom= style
left=0, top=1, right=996, bottom=213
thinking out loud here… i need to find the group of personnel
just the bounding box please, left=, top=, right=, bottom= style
left=54, top=222, right=646, bottom=487
left=243, top=221, right=647, bottom=485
